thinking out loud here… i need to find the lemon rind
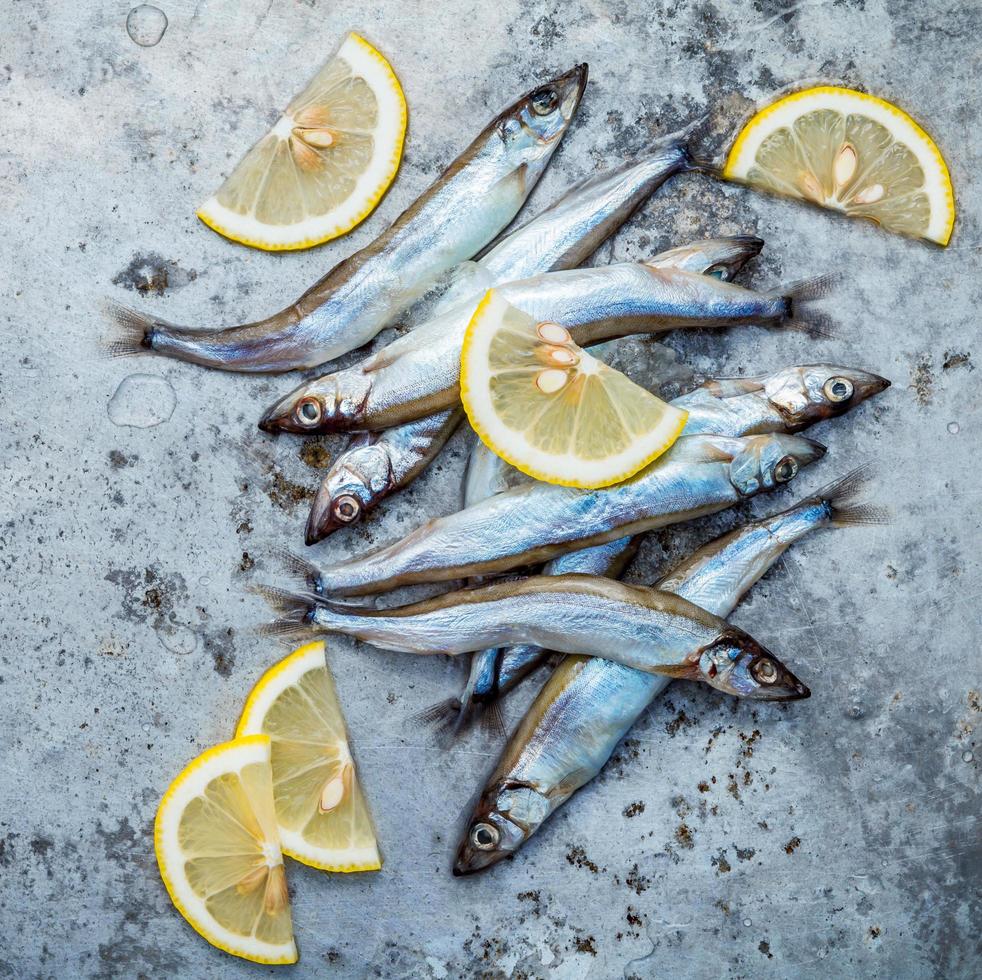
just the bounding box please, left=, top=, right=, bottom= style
left=154, top=735, right=298, bottom=965
left=198, top=33, right=407, bottom=251
left=236, top=642, right=382, bottom=874
left=460, top=290, right=690, bottom=489
left=723, top=85, right=954, bottom=246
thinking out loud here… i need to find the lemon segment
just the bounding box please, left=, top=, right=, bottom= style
left=724, top=86, right=954, bottom=245
left=460, top=290, right=688, bottom=489
left=236, top=642, right=381, bottom=873
left=198, top=33, right=407, bottom=251
left=154, top=736, right=298, bottom=965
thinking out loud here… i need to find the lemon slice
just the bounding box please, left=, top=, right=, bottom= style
left=198, top=33, right=407, bottom=251
left=724, top=86, right=954, bottom=245
left=460, top=290, right=688, bottom=488
left=154, top=735, right=298, bottom=964
left=236, top=641, right=381, bottom=872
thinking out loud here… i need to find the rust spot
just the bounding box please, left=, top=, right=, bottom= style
left=784, top=836, right=802, bottom=855
left=239, top=551, right=254, bottom=572
left=573, top=936, right=597, bottom=956
left=566, top=845, right=600, bottom=874
left=675, top=823, right=695, bottom=849
left=622, top=801, right=645, bottom=818
left=299, top=442, right=333, bottom=469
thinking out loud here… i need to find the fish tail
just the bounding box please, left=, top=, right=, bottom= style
left=412, top=697, right=469, bottom=745
left=662, top=113, right=718, bottom=175
left=272, top=548, right=324, bottom=595
left=816, top=465, right=892, bottom=527
left=479, top=698, right=506, bottom=739
left=776, top=274, right=840, bottom=339
left=102, top=301, right=178, bottom=357
left=252, top=584, right=321, bottom=639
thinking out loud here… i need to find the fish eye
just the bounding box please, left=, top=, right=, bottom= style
left=332, top=494, right=361, bottom=524
left=774, top=455, right=798, bottom=483
left=295, top=397, right=322, bottom=426
left=530, top=88, right=559, bottom=115
left=751, top=658, right=779, bottom=685
left=470, top=822, right=500, bottom=850
left=823, top=377, right=854, bottom=403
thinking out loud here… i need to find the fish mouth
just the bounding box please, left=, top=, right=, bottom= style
left=555, top=63, right=589, bottom=121
left=452, top=841, right=511, bottom=877
left=304, top=491, right=342, bottom=546
left=850, top=368, right=891, bottom=400
left=787, top=435, right=827, bottom=466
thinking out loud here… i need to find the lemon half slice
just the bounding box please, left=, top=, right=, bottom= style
left=198, top=33, right=407, bottom=251
left=724, top=86, right=954, bottom=245
left=460, top=290, right=688, bottom=488
left=236, top=642, right=381, bottom=872
left=155, top=736, right=298, bottom=965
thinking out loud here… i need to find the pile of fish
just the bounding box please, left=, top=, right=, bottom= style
left=109, top=64, right=889, bottom=875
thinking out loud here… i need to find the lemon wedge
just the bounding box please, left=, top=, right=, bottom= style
left=198, top=33, right=407, bottom=251
left=154, top=735, right=298, bottom=964
left=236, top=641, right=381, bottom=873
left=460, top=290, right=688, bottom=488
left=724, top=86, right=954, bottom=245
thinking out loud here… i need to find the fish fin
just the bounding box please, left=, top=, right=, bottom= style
left=252, top=585, right=321, bottom=640
left=102, top=301, right=174, bottom=357
left=775, top=274, right=841, bottom=339
left=550, top=768, right=594, bottom=798
left=650, top=662, right=702, bottom=680
left=412, top=697, right=467, bottom=745
left=251, top=583, right=321, bottom=613
left=272, top=548, right=323, bottom=592
left=674, top=436, right=735, bottom=464
left=816, top=465, right=892, bottom=527
left=662, top=113, right=719, bottom=175
left=479, top=698, right=506, bottom=739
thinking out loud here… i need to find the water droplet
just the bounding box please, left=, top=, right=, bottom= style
left=963, top=750, right=974, bottom=763
left=108, top=374, right=176, bottom=428
left=126, top=5, right=168, bottom=47
left=158, top=624, right=197, bottom=656
left=743, top=918, right=752, bottom=928
left=947, top=421, right=960, bottom=434
left=198, top=576, right=211, bottom=586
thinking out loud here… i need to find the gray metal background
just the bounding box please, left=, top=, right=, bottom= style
left=1, top=1, right=979, bottom=977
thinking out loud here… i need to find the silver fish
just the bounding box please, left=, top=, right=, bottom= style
left=435, top=363, right=888, bottom=733
left=306, top=235, right=765, bottom=543
left=105, top=66, right=588, bottom=373
left=305, top=407, right=464, bottom=543
left=257, top=261, right=829, bottom=434
left=283, top=432, right=826, bottom=596
left=452, top=468, right=886, bottom=874
left=260, top=574, right=809, bottom=700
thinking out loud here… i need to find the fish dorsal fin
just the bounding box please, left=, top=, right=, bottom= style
left=672, top=434, right=738, bottom=464
left=698, top=376, right=767, bottom=398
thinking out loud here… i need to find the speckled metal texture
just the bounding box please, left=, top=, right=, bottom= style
left=0, top=1, right=978, bottom=976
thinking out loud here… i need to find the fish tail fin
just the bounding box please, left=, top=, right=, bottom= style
left=412, top=697, right=468, bottom=745
left=272, top=548, right=324, bottom=595
left=252, top=584, right=321, bottom=639
left=664, top=113, right=718, bottom=175
left=776, top=274, right=840, bottom=339
left=479, top=698, right=506, bottom=739
left=815, top=465, right=892, bottom=527
left=102, top=301, right=177, bottom=357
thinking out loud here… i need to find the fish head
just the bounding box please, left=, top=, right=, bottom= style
left=306, top=443, right=393, bottom=544
left=698, top=630, right=810, bottom=701
left=729, top=433, right=826, bottom=496
left=646, top=236, right=764, bottom=281
left=452, top=781, right=549, bottom=876
left=259, top=376, right=364, bottom=435
left=758, top=364, right=891, bottom=430
left=497, top=65, right=587, bottom=177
